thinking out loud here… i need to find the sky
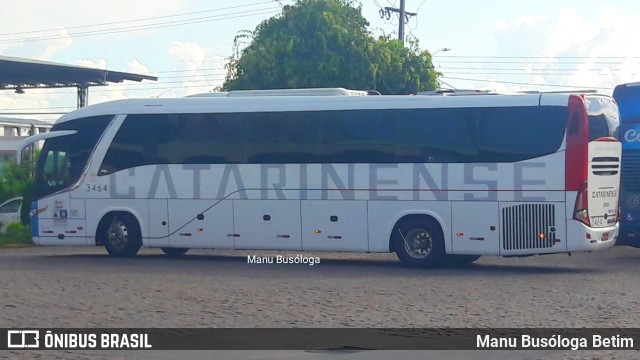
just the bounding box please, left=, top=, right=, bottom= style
left=1, top=0, right=640, bottom=121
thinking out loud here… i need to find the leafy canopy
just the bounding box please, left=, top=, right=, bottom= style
left=222, top=0, right=440, bottom=94
left=0, top=152, right=37, bottom=225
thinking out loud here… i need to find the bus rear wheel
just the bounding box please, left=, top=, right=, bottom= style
left=161, top=247, right=189, bottom=257
left=393, top=217, right=445, bottom=268
left=103, top=213, right=141, bottom=258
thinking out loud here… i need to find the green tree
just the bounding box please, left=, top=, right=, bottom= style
left=222, top=0, right=439, bottom=94
left=0, top=153, right=37, bottom=225
left=0, top=160, right=32, bottom=203
left=370, top=36, right=439, bottom=94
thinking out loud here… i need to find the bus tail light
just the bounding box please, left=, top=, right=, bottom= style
left=573, top=180, right=590, bottom=226
left=565, top=95, right=589, bottom=192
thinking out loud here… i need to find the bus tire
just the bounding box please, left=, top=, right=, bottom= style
left=393, top=217, right=445, bottom=268
left=445, top=254, right=481, bottom=266
left=102, top=213, right=141, bottom=258
left=161, top=247, right=189, bottom=257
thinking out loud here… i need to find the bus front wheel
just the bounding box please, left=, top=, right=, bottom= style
left=102, top=213, right=141, bottom=258
left=161, top=247, right=189, bottom=257
left=393, top=217, right=445, bottom=268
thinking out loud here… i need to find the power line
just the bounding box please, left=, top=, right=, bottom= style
left=379, top=0, right=416, bottom=44
left=100, top=84, right=219, bottom=92
left=440, top=76, right=614, bottom=90
left=0, top=7, right=281, bottom=44
left=100, top=78, right=225, bottom=87
left=5, top=65, right=628, bottom=94
left=146, top=64, right=635, bottom=76
left=5, top=75, right=621, bottom=112
left=141, top=64, right=640, bottom=76
left=437, top=60, right=634, bottom=65
left=0, top=2, right=274, bottom=38
left=6, top=70, right=622, bottom=95
left=6, top=82, right=222, bottom=95
left=439, top=66, right=639, bottom=71
left=442, top=71, right=638, bottom=76
left=132, top=72, right=225, bottom=80
left=158, top=68, right=640, bottom=80
left=434, top=55, right=640, bottom=66
left=438, top=55, right=640, bottom=59
left=138, top=67, right=640, bottom=81
left=407, top=0, right=426, bottom=31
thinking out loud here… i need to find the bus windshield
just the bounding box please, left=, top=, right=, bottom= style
left=35, top=115, right=114, bottom=198
left=613, top=83, right=640, bottom=148
left=585, top=95, right=620, bottom=141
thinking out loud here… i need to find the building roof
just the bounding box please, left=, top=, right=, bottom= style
left=0, top=55, right=157, bottom=90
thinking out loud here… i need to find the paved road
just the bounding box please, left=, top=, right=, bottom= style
left=1, top=245, right=639, bottom=359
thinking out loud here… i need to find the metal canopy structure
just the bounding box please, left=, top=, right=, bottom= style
left=0, top=55, right=158, bottom=108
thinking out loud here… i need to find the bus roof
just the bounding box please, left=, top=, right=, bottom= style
left=187, top=88, right=372, bottom=97
left=54, top=92, right=588, bottom=124
left=615, top=82, right=640, bottom=89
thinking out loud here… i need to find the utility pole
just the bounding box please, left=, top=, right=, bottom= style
left=399, top=0, right=406, bottom=43
left=380, top=0, right=416, bottom=45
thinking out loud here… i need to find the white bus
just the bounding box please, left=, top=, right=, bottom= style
left=19, top=89, right=622, bottom=267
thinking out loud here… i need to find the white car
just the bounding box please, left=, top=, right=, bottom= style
left=0, top=197, right=22, bottom=231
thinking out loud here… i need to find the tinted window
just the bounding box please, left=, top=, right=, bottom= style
left=321, top=111, right=395, bottom=163
left=36, top=115, right=114, bottom=197
left=397, top=108, right=478, bottom=163
left=585, top=96, right=620, bottom=140
left=99, top=106, right=568, bottom=173
left=246, top=113, right=320, bottom=163
left=476, top=106, right=567, bottom=162
left=214, top=114, right=247, bottom=163
left=101, top=114, right=247, bottom=174
left=0, top=199, right=21, bottom=213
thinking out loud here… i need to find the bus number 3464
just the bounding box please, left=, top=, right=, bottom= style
left=86, top=184, right=108, bottom=192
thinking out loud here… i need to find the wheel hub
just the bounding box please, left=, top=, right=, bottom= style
left=108, top=221, right=128, bottom=250
left=404, top=228, right=432, bottom=259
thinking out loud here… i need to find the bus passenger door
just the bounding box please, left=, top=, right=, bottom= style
left=451, top=202, right=500, bottom=255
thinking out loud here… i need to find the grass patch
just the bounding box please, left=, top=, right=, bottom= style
left=0, top=222, right=33, bottom=247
